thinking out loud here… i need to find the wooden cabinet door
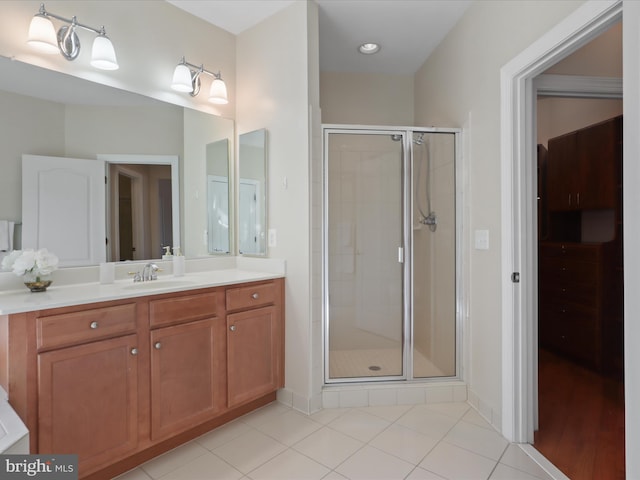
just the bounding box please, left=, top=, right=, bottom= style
left=38, top=334, right=139, bottom=476
left=547, top=132, right=578, bottom=211
left=227, top=306, right=282, bottom=408
left=150, top=318, right=226, bottom=441
left=576, top=117, right=620, bottom=210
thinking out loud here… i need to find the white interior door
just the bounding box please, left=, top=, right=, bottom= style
left=22, top=154, right=106, bottom=266
left=239, top=179, right=259, bottom=254
left=208, top=175, right=230, bottom=253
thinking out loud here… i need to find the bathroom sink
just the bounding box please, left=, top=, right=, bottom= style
left=121, top=279, right=196, bottom=291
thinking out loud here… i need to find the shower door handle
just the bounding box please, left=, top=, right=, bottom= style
left=398, top=247, right=404, bottom=263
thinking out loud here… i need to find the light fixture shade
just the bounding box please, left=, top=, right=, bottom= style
left=171, top=64, right=194, bottom=93
left=208, top=77, right=228, bottom=104
left=27, top=14, right=58, bottom=54
left=90, top=34, right=119, bottom=70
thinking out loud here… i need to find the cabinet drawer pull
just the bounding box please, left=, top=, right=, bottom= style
left=90, top=321, right=99, bottom=329
left=252, top=293, right=259, bottom=299
left=131, top=348, right=138, bottom=355
left=229, top=325, right=236, bottom=332
left=154, top=342, right=162, bottom=350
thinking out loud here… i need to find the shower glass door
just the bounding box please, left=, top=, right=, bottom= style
left=325, top=130, right=406, bottom=381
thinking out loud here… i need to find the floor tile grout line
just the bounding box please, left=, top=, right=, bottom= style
left=124, top=401, right=549, bottom=480
left=143, top=445, right=212, bottom=480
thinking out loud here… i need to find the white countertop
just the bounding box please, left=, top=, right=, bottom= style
left=0, top=257, right=285, bottom=315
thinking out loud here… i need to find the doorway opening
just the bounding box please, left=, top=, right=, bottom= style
left=533, top=22, right=624, bottom=479
left=500, top=0, right=624, bottom=476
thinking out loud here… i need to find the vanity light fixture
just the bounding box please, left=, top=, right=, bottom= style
left=171, top=57, right=229, bottom=105
left=27, top=3, right=119, bottom=70
left=358, top=42, right=380, bottom=55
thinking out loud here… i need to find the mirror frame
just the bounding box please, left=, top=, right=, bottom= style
left=98, top=154, right=180, bottom=259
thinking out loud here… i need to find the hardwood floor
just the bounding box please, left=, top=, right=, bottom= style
left=534, top=349, right=625, bottom=480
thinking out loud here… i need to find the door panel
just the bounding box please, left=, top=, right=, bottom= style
left=326, top=132, right=404, bottom=380
left=22, top=154, right=106, bottom=266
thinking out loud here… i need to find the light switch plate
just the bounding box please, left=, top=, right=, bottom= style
left=475, top=229, right=489, bottom=250
left=268, top=229, right=277, bottom=247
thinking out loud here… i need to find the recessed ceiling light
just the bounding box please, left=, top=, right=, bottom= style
left=358, top=42, right=380, bottom=55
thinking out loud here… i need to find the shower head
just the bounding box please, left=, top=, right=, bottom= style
left=390, top=134, right=402, bottom=142
left=413, top=133, right=425, bottom=145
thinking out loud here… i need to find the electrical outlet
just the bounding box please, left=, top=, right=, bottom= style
left=268, top=229, right=277, bottom=247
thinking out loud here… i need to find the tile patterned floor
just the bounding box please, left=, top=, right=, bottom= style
left=116, top=402, right=557, bottom=480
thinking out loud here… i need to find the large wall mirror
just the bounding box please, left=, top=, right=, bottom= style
left=0, top=57, right=234, bottom=266
left=238, top=129, right=267, bottom=256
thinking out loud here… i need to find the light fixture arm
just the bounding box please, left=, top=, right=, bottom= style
left=28, top=3, right=118, bottom=69
left=36, top=3, right=108, bottom=37
left=180, top=57, right=220, bottom=80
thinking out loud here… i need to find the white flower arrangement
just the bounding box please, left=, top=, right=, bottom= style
left=1, top=248, right=59, bottom=277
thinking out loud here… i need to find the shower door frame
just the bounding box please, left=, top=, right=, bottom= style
left=322, top=124, right=464, bottom=385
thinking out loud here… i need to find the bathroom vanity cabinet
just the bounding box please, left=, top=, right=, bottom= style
left=0, top=278, right=284, bottom=479
left=226, top=282, right=284, bottom=408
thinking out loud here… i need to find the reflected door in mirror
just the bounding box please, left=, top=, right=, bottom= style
left=238, top=129, right=267, bottom=256
left=206, top=139, right=231, bottom=255
left=22, top=154, right=106, bottom=267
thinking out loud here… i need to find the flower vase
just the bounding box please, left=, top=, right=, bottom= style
left=23, top=271, right=52, bottom=292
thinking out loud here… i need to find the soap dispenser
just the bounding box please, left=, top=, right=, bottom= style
left=172, top=246, right=185, bottom=277
left=162, top=246, right=173, bottom=260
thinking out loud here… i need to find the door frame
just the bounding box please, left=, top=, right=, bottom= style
left=500, top=0, right=621, bottom=444
left=98, top=154, right=180, bottom=260
left=321, top=124, right=464, bottom=385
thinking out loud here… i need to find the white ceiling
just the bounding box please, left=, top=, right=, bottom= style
left=167, top=0, right=471, bottom=75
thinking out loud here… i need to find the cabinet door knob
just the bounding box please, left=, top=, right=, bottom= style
left=154, top=342, right=162, bottom=350
left=229, top=325, right=236, bottom=332
left=131, top=348, right=138, bottom=355
left=252, top=293, right=259, bottom=299
left=90, top=321, right=99, bottom=329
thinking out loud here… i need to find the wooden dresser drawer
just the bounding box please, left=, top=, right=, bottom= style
left=226, top=282, right=276, bottom=311
left=539, top=242, right=602, bottom=262
left=149, top=291, right=219, bottom=328
left=539, top=257, right=599, bottom=285
left=37, top=303, right=137, bottom=351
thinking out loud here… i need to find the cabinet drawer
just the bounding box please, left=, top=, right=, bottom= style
left=539, top=243, right=602, bottom=262
left=150, top=291, right=218, bottom=328
left=37, top=303, right=137, bottom=350
left=539, top=257, right=598, bottom=285
left=226, top=282, right=276, bottom=311
left=539, top=282, right=599, bottom=306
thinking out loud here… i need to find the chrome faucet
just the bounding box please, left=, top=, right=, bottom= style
left=140, top=263, right=159, bottom=281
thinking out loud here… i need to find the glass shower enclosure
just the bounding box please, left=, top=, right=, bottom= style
left=323, top=126, right=460, bottom=383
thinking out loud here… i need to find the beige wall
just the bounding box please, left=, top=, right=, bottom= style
left=236, top=1, right=319, bottom=411
left=414, top=0, right=585, bottom=424
left=537, top=97, right=622, bottom=147
left=320, top=72, right=414, bottom=125
left=0, top=91, right=65, bottom=223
